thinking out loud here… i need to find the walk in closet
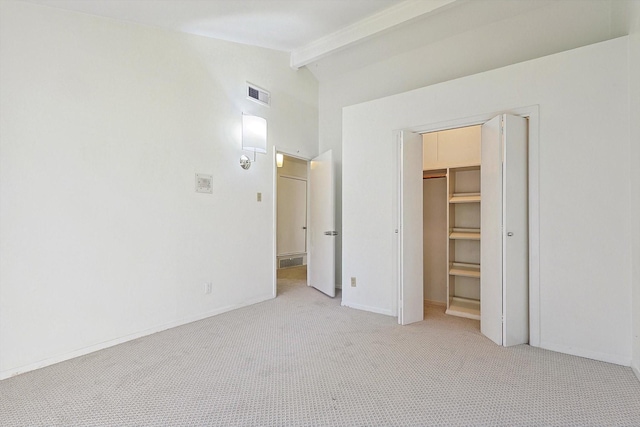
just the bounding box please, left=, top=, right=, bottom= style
left=422, top=125, right=482, bottom=320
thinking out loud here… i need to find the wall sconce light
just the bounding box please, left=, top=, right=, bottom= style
left=240, top=114, right=267, bottom=170
left=276, top=153, right=284, bottom=168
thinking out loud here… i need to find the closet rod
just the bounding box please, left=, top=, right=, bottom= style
left=423, top=170, right=447, bottom=180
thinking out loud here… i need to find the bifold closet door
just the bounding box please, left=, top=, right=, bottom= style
left=481, top=114, right=528, bottom=347
left=398, top=131, right=424, bottom=325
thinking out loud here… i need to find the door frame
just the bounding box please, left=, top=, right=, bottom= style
left=396, top=105, right=541, bottom=347
left=272, top=148, right=311, bottom=298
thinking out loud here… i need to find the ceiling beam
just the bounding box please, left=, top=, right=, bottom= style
left=290, top=0, right=458, bottom=69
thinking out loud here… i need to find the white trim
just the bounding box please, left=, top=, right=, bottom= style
left=540, top=341, right=632, bottom=367
left=394, top=132, right=401, bottom=321
left=0, top=293, right=273, bottom=381
left=398, top=105, right=541, bottom=347
left=272, top=148, right=278, bottom=298
left=633, top=365, right=640, bottom=383
left=290, top=0, right=456, bottom=69
left=342, top=301, right=394, bottom=317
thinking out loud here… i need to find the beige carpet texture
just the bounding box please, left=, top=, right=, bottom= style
left=1, top=266, right=639, bottom=426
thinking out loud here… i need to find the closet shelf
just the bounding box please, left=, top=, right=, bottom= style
left=446, top=297, right=480, bottom=320
left=449, top=263, right=480, bottom=278
left=449, top=228, right=480, bottom=240
left=423, top=169, right=447, bottom=180
left=449, top=192, right=481, bottom=203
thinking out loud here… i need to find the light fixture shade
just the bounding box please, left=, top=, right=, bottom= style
left=242, top=114, right=267, bottom=154
left=276, top=153, right=284, bottom=168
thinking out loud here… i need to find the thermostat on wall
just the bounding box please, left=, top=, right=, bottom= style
left=195, top=173, right=213, bottom=193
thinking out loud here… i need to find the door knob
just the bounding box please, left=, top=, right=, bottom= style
left=507, top=232, right=514, bottom=236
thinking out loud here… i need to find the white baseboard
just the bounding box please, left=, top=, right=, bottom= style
left=0, top=293, right=273, bottom=381
left=341, top=301, right=393, bottom=317
left=540, top=341, right=631, bottom=367
left=633, top=365, right=640, bottom=383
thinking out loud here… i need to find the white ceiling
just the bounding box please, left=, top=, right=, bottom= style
left=19, top=0, right=633, bottom=73
left=22, top=0, right=461, bottom=67
left=22, top=0, right=407, bottom=51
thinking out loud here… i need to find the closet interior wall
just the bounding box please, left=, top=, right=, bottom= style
left=423, top=175, right=447, bottom=306
left=422, top=126, right=482, bottom=318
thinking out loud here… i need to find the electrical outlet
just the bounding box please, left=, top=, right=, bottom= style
left=204, top=282, right=212, bottom=294
left=257, top=192, right=262, bottom=202
left=351, top=277, right=356, bottom=287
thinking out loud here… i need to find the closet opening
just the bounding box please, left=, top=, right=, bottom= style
left=399, top=112, right=531, bottom=347
left=422, top=126, right=482, bottom=320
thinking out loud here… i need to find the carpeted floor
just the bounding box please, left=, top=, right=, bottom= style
left=1, top=267, right=639, bottom=426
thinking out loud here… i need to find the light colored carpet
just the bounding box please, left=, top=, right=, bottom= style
left=1, top=271, right=639, bottom=426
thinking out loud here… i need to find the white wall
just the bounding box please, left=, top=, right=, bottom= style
left=315, top=0, right=623, bottom=289
left=342, top=38, right=632, bottom=365
left=0, top=1, right=318, bottom=379
left=628, top=1, right=640, bottom=379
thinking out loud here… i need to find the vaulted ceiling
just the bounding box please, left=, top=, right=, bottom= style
left=22, top=0, right=401, bottom=52
left=20, top=0, right=634, bottom=75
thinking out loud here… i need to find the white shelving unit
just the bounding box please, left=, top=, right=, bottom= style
left=446, top=165, right=481, bottom=320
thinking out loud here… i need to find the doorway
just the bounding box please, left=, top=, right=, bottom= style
left=275, top=153, right=309, bottom=295
left=273, top=149, right=338, bottom=299
left=398, top=111, right=535, bottom=347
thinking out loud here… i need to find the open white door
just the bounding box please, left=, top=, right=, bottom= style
left=398, top=131, right=424, bottom=325
left=481, top=114, right=528, bottom=346
left=309, top=150, right=335, bottom=297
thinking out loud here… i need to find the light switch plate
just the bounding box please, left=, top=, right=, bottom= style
left=195, top=174, right=213, bottom=193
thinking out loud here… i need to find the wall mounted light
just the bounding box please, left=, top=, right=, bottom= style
left=276, top=153, right=284, bottom=168
left=240, top=114, right=267, bottom=170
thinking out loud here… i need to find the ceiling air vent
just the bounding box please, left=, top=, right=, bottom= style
left=247, top=82, right=270, bottom=106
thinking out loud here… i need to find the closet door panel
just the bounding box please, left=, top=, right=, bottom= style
left=480, top=115, right=503, bottom=346
left=399, top=131, right=424, bottom=325
left=481, top=114, right=529, bottom=347
left=502, top=115, right=529, bottom=347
